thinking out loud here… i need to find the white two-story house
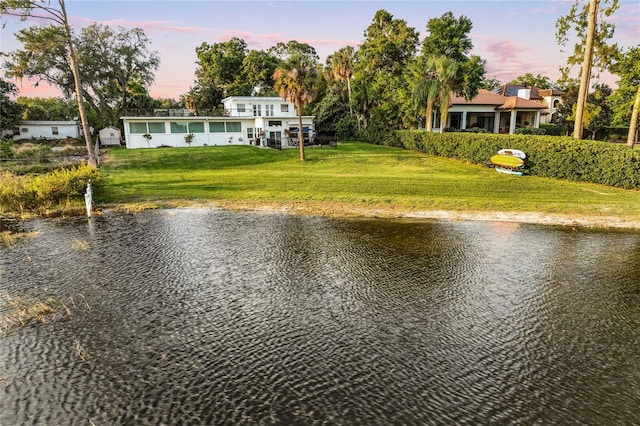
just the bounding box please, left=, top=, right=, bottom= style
left=121, top=96, right=315, bottom=149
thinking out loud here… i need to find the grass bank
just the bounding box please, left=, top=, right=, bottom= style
left=98, top=142, right=640, bottom=228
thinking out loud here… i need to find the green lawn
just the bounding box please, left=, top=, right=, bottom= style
left=99, top=142, right=640, bottom=220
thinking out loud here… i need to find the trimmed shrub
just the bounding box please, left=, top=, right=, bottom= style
left=515, top=128, right=546, bottom=135
left=539, top=124, right=562, bottom=136
left=390, top=130, right=640, bottom=189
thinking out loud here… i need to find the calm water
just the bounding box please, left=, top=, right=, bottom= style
left=1, top=209, right=639, bottom=425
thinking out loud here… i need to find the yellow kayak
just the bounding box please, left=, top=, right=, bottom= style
left=490, top=154, right=524, bottom=168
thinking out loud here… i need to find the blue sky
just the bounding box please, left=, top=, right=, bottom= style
left=1, top=0, right=638, bottom=99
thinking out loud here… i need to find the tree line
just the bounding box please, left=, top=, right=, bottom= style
left=1, top=1, right=638, bottom=161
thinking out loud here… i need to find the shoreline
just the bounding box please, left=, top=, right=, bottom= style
left=107, top=200, right=640, bottom=231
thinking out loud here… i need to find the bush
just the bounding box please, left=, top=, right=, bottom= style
left=0, top=139, right=14, bottom=159
left=15, top=144, right=52, bottom=159
left=357, top=124, right=394, bottom=146
left=389, top=130, right=640, bottom=189
left=539, top=124, right=562, bottom=136
left=0, top=165, right=101, bottom=214
left=515, top=128, right=546, bottom=135
left=335, top=116, right=358, bottom=140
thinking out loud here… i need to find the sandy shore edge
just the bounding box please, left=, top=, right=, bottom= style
left=110, top=200, right=640, bottom=231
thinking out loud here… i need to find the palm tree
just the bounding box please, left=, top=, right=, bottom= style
left=427, top=55, right=458, bottom=133
left=330, top=46, right=356, bottom=117
left=409, top=59, right=441, bottom=131
left=273, top=53, right=318, bottom=161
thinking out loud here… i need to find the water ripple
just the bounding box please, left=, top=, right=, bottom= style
left=1, top=210, right=639, bottom=425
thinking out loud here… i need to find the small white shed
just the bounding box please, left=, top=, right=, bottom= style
left=99, top=126, right=121, bottom=146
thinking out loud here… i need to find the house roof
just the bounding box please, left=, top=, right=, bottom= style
left=450, top=89, right=506, bottom=106
left=537, top=88, right=565, bottom=97
left=496, top=85, right=565, bottom=99
left=222, top=96, right=289, bottom=103
left=495, top=85, right=543, bottom=100
left=496, top=97, right=547, bottom=110
left=21, top=120, right=79, bottom=125
left=450, top=89, right=546, bottom=110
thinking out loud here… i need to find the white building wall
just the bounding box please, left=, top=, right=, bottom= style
left=122, top=118, right=253, bottom=149
left=223, top=96, right=297, bottom=118
left=99, top=127, right=121, bottom=146
left=122, top=97, right=316, bottom=149
left=14, top=121, right=81, bottom=141
left=122, top=116, right=316, bottom=149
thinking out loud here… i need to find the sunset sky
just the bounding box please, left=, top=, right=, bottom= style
left=1, top=0, right=638, bottom=100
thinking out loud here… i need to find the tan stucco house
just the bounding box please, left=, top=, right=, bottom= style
left=494, top=85, right=565, bottom=125
left=444, top=89, right=549, bottom=134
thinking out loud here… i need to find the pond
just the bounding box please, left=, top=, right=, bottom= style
left=1, top=209, right=639, bottom=425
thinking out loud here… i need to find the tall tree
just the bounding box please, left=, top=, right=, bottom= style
left=0, top=78, right=24, bottom=131
left=552, top=81, right=580, bottom=136
left=507, top=73, right=553, bottom=89
left=273, top=53, right=319, bottom=161
left=241, top=49, right=282, bottom=95
left=480, top=76, right=502, bottom=91
left=352, top=9, right=419, bottom=132
left=1, top=0, right=97, bottom=166
left=77, top=24, right=159, bottom=118
left=3, top=21, right=159, bottom=128
left=183, top=82, right=224, bottom=115
left=428, top=55, right=458, bottom=132
left=329, top=46, right=356, bottom=117
left=407, top=59, right=440, bottom=130
left=556, top=0, right=619, bottom=139
left=421, top=11, right=486, bottom=101
left=195, top=37, right=248, bottom=97
left=311, top=91, right=350, bottom=136
left=16, top=96, right=77, bottom=120
left=579, top=83, right=613, bottom=140
left=269, top=41, right=319, bottom=63
left=610, top=46, right=640, bottom=148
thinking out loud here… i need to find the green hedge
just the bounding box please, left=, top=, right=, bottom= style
left=389, top=130, right=640, bottom=189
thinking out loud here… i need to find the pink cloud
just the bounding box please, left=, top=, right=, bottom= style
left=71, top=16, right=206, bottom=35
left=474, top=35, right=561, bottom=84
left=479, top=36, right=534, bottom=64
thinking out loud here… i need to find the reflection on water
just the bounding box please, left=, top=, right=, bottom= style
left=1, top=209, right=639, bottom=425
